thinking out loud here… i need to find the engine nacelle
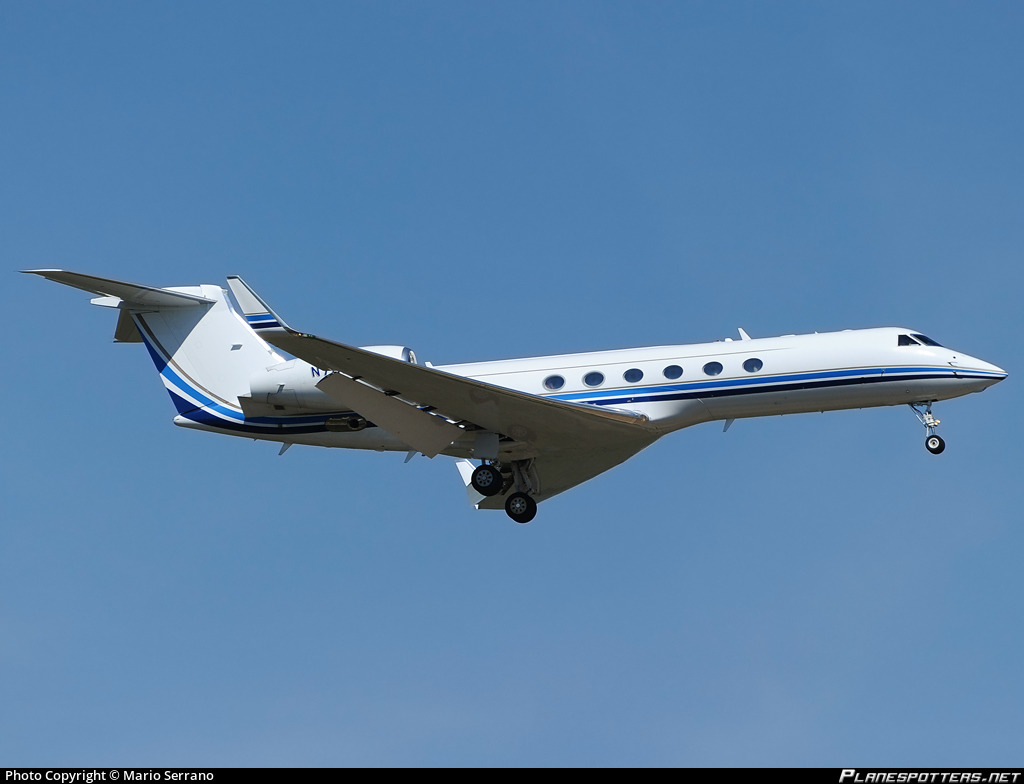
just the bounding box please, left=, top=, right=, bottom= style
left=240, top=346, right=419, bottom=416
left=244, top=359, right=338, bottom=413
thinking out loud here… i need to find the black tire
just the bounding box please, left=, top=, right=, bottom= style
left=925, top=435, right=945, bottom=455
left=471, top=464, right=504, bottom=496
left=504, top=492, right=537, bottom=524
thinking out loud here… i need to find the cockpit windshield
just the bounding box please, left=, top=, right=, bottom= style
left=899, top=333, right=944, bottom=347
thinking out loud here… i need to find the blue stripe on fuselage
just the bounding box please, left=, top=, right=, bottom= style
left=134, top=314, right=347, bottom=434
left=548, top=366, right=968, bottom=408
left=168, top=391, right=340, bottom=434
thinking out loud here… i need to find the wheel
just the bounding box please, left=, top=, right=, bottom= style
left=925, top=435, right=945, bottom=454
left=471, top=464, right=504, bottom=496
left=504, top=492, right=537, bottom=524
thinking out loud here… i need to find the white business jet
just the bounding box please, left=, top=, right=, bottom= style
left=25, top=270, right=1006, bottom=524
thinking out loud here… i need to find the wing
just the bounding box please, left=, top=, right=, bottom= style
left=279, top=327, right=659, bottom=506
left=228, top=277, right=660, bottom=505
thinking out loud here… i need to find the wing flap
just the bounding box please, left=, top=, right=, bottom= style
left=316, top=372, right=464, bottom=458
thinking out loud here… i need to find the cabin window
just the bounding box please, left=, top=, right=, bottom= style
left=663, top=365, right=683, bottom=380
left=624, top=368, right=644, bottom=383
left=584, top=371, right=605, bottom=387
left=898, top=334, right=920, bottom=346
left=912, top=334, right=943, bottom=347
left=543, top=375, right=565, bottom=391
left=703, top=361, right=724, bottom=376
left=743, top=358, right=763, bottom=373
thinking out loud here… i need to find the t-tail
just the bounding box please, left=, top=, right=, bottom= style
left=21, top=270, right=351, bottom=443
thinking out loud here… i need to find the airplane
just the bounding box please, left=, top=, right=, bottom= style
left=24, top=269, right=1007, bottom=524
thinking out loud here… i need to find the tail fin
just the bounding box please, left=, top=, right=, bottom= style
left=23, top=270, right=282, bottom=422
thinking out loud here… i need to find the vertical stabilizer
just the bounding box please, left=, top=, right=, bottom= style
left=130, top=284, right=283, bottom=418
left=23, top=270, right=283, bottom=424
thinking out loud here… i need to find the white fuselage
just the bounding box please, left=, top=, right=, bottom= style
left=174, top=326, right=1006, bottom=456
left=441, top=328, right=1004, bottom=433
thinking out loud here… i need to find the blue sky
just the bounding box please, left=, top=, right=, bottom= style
left=2, top=2, right=1022, bottom=767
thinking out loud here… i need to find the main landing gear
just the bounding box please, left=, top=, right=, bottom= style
left=470, top=460, right=539, bottom=524
left=470, top=463, right=505, bottom=496
left=910, top=402, right=945, bottom=455
left=504, top=492, right=538, bottom=524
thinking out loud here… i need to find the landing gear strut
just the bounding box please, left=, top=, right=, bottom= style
left=910, top=402, right=945, bottom=455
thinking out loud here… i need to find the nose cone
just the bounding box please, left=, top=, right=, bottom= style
left=976, top=358, right=1006, bottom=379
left=987, top=361, right=1007, bottom=379
left=954, top=355, right=1007, bottom=388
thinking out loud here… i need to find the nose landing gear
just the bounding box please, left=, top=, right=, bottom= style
left=910, top=402, right=945, bottom=454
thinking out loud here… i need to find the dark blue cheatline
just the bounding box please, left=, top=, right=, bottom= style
left=549, top=365, right=984, bottom=406
left=136, top=315, right=353, bottom=435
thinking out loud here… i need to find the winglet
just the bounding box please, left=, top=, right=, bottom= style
left=225, top=276, right=292, bottom=333
left=738, top=328, right=751, bottom=340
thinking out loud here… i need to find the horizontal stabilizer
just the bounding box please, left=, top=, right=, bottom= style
left=22, top=270, right=214, bottom=308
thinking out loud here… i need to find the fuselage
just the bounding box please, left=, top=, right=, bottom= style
left=173, top=325, right=1006, bottom=456
left=441, top=327, right=1006, bottom=434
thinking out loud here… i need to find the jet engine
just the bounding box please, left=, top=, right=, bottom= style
left=240, top=346, right=419, bottom=416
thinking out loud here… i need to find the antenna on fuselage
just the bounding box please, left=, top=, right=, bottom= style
left=737, top=328, right=751, bottom=340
